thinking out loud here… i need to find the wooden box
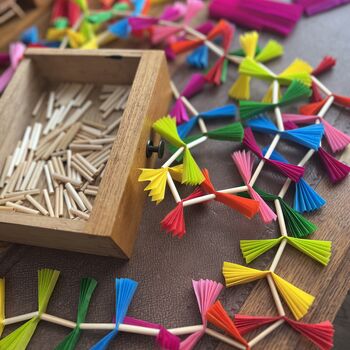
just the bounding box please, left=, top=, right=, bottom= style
left=0, top=48, right=171, bottom=258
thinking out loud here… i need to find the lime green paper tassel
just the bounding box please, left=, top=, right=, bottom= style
left=0, top=269, right=60, bottom=350
left=55, top=278, right=97, bottom=350
left=255, top=40, right=284, bottom=63
left=205, top=122, right=244, bottom=141
left=240, top=237, right=282, bottom=263
left=153, top=116, right=204, bottom=185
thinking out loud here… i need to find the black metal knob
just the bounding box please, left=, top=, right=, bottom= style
left=146, top=139, right=165, bottom=159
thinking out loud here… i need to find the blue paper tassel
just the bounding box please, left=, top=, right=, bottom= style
left=91, top=278, right=138, bottom=350
left=21, top=26, right=39, bottom=45
left=132, top=0, right=147, bottom=15
left=294, top=178, right=326, bottom=212
left=177, top=117, right=198, bottom=139
left=262, top=148, right=326, bottom=213
left=282, top=124, right=325, bottom=150
left=246, top=116, right=278, bottom=134
left=108, top=18, right=131, bottom=38
left=186, top=45, right=209, bottom=69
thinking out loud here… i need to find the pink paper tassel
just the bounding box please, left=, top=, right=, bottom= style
left=318, top=147, right=350, bottom=183
left=180, top=279, right=223, bottom=350
left=232, top=150, right=277, bottom=223
left=322, top=119, right=350, bottom=152
left=170, top=98, right=189, bottom=124
left=161, top=2, right=187, bottom=21
left=151, top=25, right=181, bottom=44
left=181, top=73, right=207, bottom=98
left=184, top=0, right=205, bottom=24
left=209, top=0, right=303, bottom=36
left=234, top=314, right=279, bottom=335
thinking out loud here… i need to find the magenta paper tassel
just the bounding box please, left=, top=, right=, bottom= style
left=170, top=98, right=189, bottom=124
left=129, top=17, right=159, bottom=31
left=209, top=0, right=303, bottom=36
left=294, top=0, right=350, bottom=16
left=0, top=53, right=10, bottom=66
left=318, top=147, right=350, bottom=183
left=181, top=73, right=207, bottom=98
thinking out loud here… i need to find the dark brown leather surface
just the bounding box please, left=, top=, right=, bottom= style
left=0, top=5, right=349, bottom=350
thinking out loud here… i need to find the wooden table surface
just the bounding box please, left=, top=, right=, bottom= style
left=0, top=3, right=349, bottom=350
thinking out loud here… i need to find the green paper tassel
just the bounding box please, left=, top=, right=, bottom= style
left=0, top=269, right=60, bottom=350
left=240, top=237, right=282, bottom=263
left=205, top=122, right=244, bottom=141
left=55, top=278, right=97, bottom=350
left=279, top=199, right=317, bottom=238
left=253, top=187, right=279, bottom=202
left=221, top=59, right=229, bottom=83
left=87, top=3, right=129, bottom=24
left=255, top=40, right=284, bottom=63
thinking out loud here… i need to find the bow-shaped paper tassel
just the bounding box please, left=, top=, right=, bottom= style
left=240, top=236, right=331, bottom=265
left=262, top=148, right=326, bottom=213
left=138, top=165, right=183, bottom=204
left=91, top=278, right=138, bottom=350
left=231, top=150, right=277, bottom=223
left=239, top=80, right=312, bottom=120
left=243, top=127, right=305, bottom=182
left=222, top=262, right=315, bottom=320
left=239, top=57, right=312, bottom=87
left=87, top=3, right=130, bottom=24
left=153, top=117, right=204, bottom=185
left=233, top=315, right=334, bottom=350
left=282, top=113, right=350, bottom=153
left=253, top=186, right=317, bottom=237
left=178, top=104, right=237, bottom=138
left=0, top=42, right=26, bottom=93
left=150, top=0, right=204, bottom=44
left=0, top=269, right=60, bottom=349
left=247, top=116, right=325, bottom=150
left=201, top=168, right=260, bottom=219
left=180, top=279, right=223, bottom=350
left=229, top=32, right=284, bottom=100
left=300, top=93, right=350, bottom=115
left=206, top=301, right=249, bottom=348
left=55, top=278, right=97, bottom=350
left=0, top=278, right=4, bottom=337
left=181, top=73, right=207, bottom=99
left=161, top=187, right=206, bottom=238
left=124, top=317, right=180, bottom=349
left=205, top=22, right=234, bottom=85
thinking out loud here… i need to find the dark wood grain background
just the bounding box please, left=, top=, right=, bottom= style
left=0, top=3, right=349, bottom=350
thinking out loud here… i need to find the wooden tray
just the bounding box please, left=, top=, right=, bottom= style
left=0, top=48, right=171, bottom=258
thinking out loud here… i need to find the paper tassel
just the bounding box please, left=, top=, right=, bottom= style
left=180, top=279, right=223, bottom=350
left=151, top=25, right=181, bottom=44
left=294, top=178, right=326, bottom=212
left=138, top=165, right=183, bottom=204
left=55, top=278, right=97, bottom=350
left=318, top=147, right=350, bottom=183
left=153, top=117, right=204, bottom=185
left=229, top=75, right=252, bottom=100
left=322, top=119, right=350, bottom=153
left=161, top=187, right=205, bottom=238
left=241, top=236, right=331, bottom=265
left=239, top=58, right=312, bottom=86
left=0, top=279, right=4, bottom=337
left=299, top=99, right=327, bottom=115
left=222, top=262, right=269, bottom=286
left=21, top=26, right=39, bottom=45
left=209, top=0, right=303, bottom=36
left=240, top=80, right=311, bottom=119
left=312, top=56, right=336, bottom=76
left=278, top=198, right=317, bottom=237
left=206, top=301, right=248, bottom=346
left=128, top=17, right=158, bottom=30
left=232, top=150, right=277, bottom=223
left=201, top=168, right=259, bottom=219
left=205, top=57, right=228, bottom=85
left=108, top=18, right=131, bottom=39
left=178, top=104, right=237, bottom=138
left=170, top=99, right=189, bottom=125
left=286, top=318, right=334, bottom=350
left=186, top=45, right=209, bottom=69
left=0, top=269, right=60, bottom=349
left=181, top=73, right=207, bottom=98
left=295, top=0, right=350, bottom=16
left=91, top=278, right=138, bottom=350
left=311, top=82, right=324, bottom=102
left=255, top=40, right=284, bottom=63
left=243, top=128, right=305, bottom=182
left=234, top=314, right=279, bottom=335
left=205, top=122, right=244, bottom=141
left=247, top=116, right=325, bottom=150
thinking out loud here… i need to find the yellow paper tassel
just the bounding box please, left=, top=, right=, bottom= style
left=240, top=31, right=259, bottom=59
left=278, top=59, right=313, bottom=86
left=228, top=75, right=251, bottom=100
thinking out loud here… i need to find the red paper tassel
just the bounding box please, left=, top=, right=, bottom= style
left=286, top=319, right=334, bottom=350
left=171, top=39, right=203, bottom=55
left=68, top=0, right=80, bottom=27
left=160, top=188, right=205, bottom=238
left=311, top=81, right=324, bottom=102
left=206, top=301, right=249, bottom=347
left=299, top=99, right=327, bottom=115
left=318, top=147, right=350, bottom=183
left=200, top=169, right=259, bottom=218
left=334, top=94, right=350, bottom=108
left=234, top=315, right=280, bottom=335
left=312, top=56, right=336, bottom=76
left=51, top=0, right=66, bottom=22
left=205, top=56, right=226, bottom=85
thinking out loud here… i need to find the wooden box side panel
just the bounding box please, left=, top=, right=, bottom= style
left=87, top=51, right=171, bottom=257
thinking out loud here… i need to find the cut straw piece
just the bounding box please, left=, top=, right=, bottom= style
left=32, top=92, right=46, bottom=117
left=70, top=144, right=103, bottom=151
left=71, top=162, right=94, bottom=183
left=59, top=184, right=64, bottom=217
left=54, top=187, right=59, bottom=218
left=83, top=120, right=107, bottom=130
left=0, top=156, right=12, bottom=188
left=20, top=161, right=36, bottom=191
left=4, top=189, right=40, bottom=198
left=52, top=173, right=82, bottom=188
left=65, top=183, right=86, bottom=211
left=81, top=125, right=102, bottom=138
left=44, top=164, right=54, bottom=194
left=74, top=154, right=98, bottom=175
left=0, top=206, right=14, bottom=212
left=25, top=194, right=49, bottom=216
left=46, top=92, right=55, bottom=119
left=103, top=117, right=122, bottom=135
left=43, top=189, right=55, bottom=217
left=58, top=122, right=82, bottom=151
left=84, top=189, right=97, bottom=196
left=65, top=101, right=93, bottom=127
left=78, top=191, right=93, bottom=212
left=73, top=84, right=94, bottom=107
left=6, top=202, right=40, bottom=215
left=41, top=132, right=66, bottom=160
left=63, top=189, right=74, bottom=219
left=70, top=208, right=90, bottom=220
left=29, top=123, right=43, bottom=151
